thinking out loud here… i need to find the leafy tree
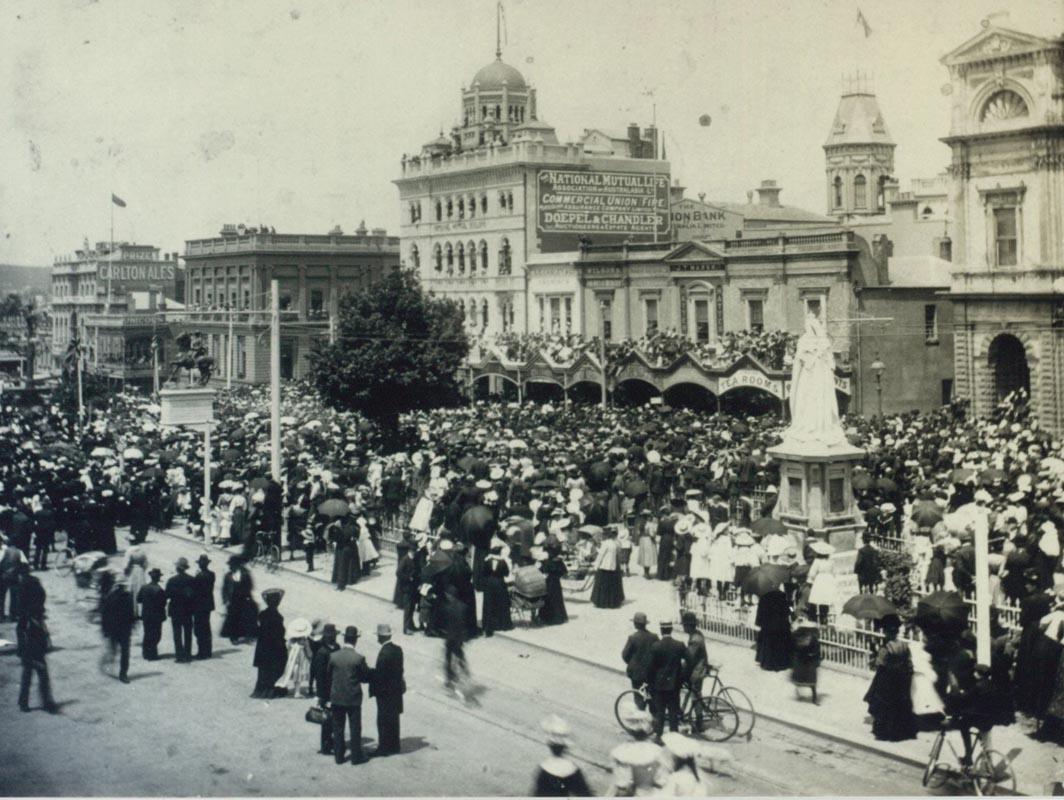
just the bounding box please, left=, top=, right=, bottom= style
left=0, top=292, right=42, bottom=390
left=309, top=269, right=469, bottom=443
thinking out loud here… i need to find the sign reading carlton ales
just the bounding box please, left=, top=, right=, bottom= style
left=538, top=170, right=670, bottom=236
left=98, top=261, right=177, bottom=291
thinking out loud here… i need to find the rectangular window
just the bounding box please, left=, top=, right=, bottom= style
left=644, top=298, right=659, bottom=337
left=694, top=299, right=710, bottom=343
left=924, top=304, right=938, bottom=342
left=537, top=296, right=545, bottom=332
left=941, top=379, right=953, bottom=406
left=829, top=477, right=845, bottom=513
left=747, top=298, right=764, bottom=332
left=788, top=477, right=803, bottom=513
left=803, top=295, right=824, bottom=321
left=236, top=336, right=247, bottom=379
left=601, top=299, right=612, bottom=341
left=564, top=297, right=572, bottom=332
left=310, top=289, right=324, bottom=316
left=550, top=297, right=561, bottom=333
left=194, top=288, right=201, bottom=306
left=993, top=207, right=1017, bottom=267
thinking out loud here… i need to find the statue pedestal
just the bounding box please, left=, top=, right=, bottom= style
left=159, top=388, right=215, bottom=428
left=768, top=437, right=866, bottom=596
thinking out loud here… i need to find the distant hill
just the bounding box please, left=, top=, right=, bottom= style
left=0, top=264, right=51, bottom=297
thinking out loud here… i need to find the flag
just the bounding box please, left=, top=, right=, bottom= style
left=856, top=9, right=872, bottom=38
left=111, top=193, right=127, bottom=208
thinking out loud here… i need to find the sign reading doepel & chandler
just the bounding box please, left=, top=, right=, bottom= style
left=537, top=170, right=670, bottom=235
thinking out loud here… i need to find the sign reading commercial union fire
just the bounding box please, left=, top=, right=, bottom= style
left=537, top=170, right=670, bottom=236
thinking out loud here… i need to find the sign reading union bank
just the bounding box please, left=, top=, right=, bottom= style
left=537, top=170, right=670, bottom=236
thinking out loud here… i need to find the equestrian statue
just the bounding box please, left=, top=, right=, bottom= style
left=166, top=332, right=215, bottom=387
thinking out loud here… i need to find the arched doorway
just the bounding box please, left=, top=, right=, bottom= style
left=719, top=387, right=782, bottom=418
left=524, top=380, right=564, bottom=404
left=613, top=379, right=661, bottom=407
left=663, top=382, right=717, bottom=412
left=567, top=380, right=605, bottom=405
left=988, top=334, right=1030, bottom=401
left=472, top=374, right=518, bottom=402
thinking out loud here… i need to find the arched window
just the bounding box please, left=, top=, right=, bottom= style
left=468, top=298, right=477, bottom=326
left=494, top=104, right=501, bottom=121
left=415, top=201, right=422, bottom=222
left=480, top=194, right=488, bottom=215
left=433, top=244, right=442, bottom=272
left=445, top=243, right=454, bottom=274
left=409, top=203, right=418, bottom=223
left=833, top=176, right=843, bottom=209
left=853, top=174, right=867, bottom=208
left=457, top=198, right=465, bottom=219
left=499, top=191, right=508, bottom=210
left=481, top=299, right=489, bottom=329
left=498, top=238, right=511, bottom=275
left=468, top=240, right=477, bottom=275
left=980, top=90, right=1029, bottom=123
left=506, top=191, right=514, bottom=212
left=468, top=194, right=476, bottom=218
left=458, top=301, right=465, bottom=322
left=446, top=198, right=454, bottom=219
left=479, top=240, right=489, bottom=274
left=481, top=105, right=487, bottom=121
left=435, top=201, right=442, bottom=221
left=410, top=244, right=420, bottom=269
left=456, top=242, right=465, bottom=274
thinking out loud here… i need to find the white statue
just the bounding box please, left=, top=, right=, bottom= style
left=785, top=312, right=847, bottom=446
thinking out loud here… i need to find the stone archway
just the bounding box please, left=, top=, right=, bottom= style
left=566, top=380, right=604, bottom=405
left=988, top=333, right=1030, bottom=402
left=663, top=382, right=717, bottom=411
left=719, top=386, right=783, bottom=418
left=472, top=373, right=518, bottom=402
left=613, top=378, right=661, bottom=407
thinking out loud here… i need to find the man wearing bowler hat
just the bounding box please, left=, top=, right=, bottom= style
left=192, top=554, right=215, bottom=660
left=311, top=623, right=340, bottom=756
left=369, top=623, right=405, bottom=756
left=137, top=567, right=167, bottom=661
left=165, top=557, right=196, bottom=663
left=328, top=625, right=374, bottom=765
left=645, top=620, right=687, bottom=738
left=621, top=611, right=658, bottom=709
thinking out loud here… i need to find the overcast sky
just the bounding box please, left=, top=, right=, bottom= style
left=1, top=0, right=1060, bottom=267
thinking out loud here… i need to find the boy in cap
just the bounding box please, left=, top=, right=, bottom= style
left=138, top=568, right=166, bottom=661
left=369, top=623, right=405, bottom=756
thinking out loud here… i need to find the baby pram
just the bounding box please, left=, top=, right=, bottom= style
left=509, top=565, right=546, bottom=624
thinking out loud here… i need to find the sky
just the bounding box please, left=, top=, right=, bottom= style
left=1, top=0, right=1061, bottom=267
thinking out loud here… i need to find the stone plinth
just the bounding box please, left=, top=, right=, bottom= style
left=159, top=387, right=215, bottom=428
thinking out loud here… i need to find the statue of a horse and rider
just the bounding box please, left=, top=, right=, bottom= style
left=166, top=332, right=215, bottom=387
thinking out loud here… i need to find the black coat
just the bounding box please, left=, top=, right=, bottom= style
left=646, top=635, right=687, bottom=692
left=253, top=607, right=287, bottom=669
left=312, top=641, right=340, bottom=704
left=622, top=629, right=660, bottom=684
left=370, top=641, right=405, bottom=714
left=101, top=586, right=136, bottom=640
left=192, top=569, right=216, bottom=613
left=137, top=582, right=167, bottom=622
left=165, top=572, right=197, bottom=621
left=854, top=545, right=882, bottom=585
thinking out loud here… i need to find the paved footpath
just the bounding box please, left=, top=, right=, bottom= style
left=167, top=527, right=1059, bottom=795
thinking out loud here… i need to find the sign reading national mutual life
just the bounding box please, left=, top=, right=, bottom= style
left=537, top=170, right=670, bottom=236
left=98, top=261, right=177, bottom=289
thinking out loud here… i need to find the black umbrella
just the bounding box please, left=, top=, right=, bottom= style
left=875, top=477, right=898, bottom=493
left=460, top=505, right=496, bottom=548
left=911, top=503, right=943, bottom=530
left=249, top=476, right=270, bottom=490
left=588, top=461, right=611, bottom=491
left=421, top=549, right=453, bottom=581
left=915, top=591, right=969, bottom=630
left=841, top=594, right=899, bottom=621
left=852, top=472, right=873, bottom=491
left=741, top=564, right=790, bottom=596
left=623, top=479, right=648, bottom=499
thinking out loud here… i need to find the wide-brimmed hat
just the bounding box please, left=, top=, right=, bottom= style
left=262, top=588, right=285, bottom=604
left=376, top=623, right=392, bottom=638
left=661, top=732, right=697, bottom=760
left=196, top=554, right=211, bottom=565
left=174, top=557, right=190, bottom=571
left=287, top=617, right=312, bottom=638
left=541, top=714, right=571, bottom=746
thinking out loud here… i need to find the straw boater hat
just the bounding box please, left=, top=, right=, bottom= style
left=287, top=618, right=312, bottom=639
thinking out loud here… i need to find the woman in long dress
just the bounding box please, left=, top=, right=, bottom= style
left=356, top=515, right=380, bottom=575
left=221, top=557, right=258, bottom=644
left=806, top=550, right=836, bottom=624
left=591, top=527, right=625, bottom=609
left=275, top=618, right=313, bottom=697
left=636, top=513, right=657, bottom=579
left=755, top=587, right=793, bottom=671
left=478, top=547, right=513, bottom=636
left=252, top=589, right=288, bottom=699
left=863, top=616, right=918, bottom=741
left=124, top=547, right=148, bottom=619
left=539, top=545, right=569, bottom=625
left=687, top=525, right=713, bottom=596
left=707, top=527, right=734, bottom=599
left=791, top=615, right=821, bottom=705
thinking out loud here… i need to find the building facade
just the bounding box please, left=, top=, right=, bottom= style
left=395, top=51, right=669, bottom=338
left=940, top=26, right=1064, bottom=433
left=51, top=242, right=180, bottom=384
left=177, top=224, right=399, bottom=384
left=824, top=83, right=896, bottom=219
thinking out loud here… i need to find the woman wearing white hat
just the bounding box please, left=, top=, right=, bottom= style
left=805, top=541, right=837, bottom=624
left=276, top=617, right=313, bottom=697
left=658, top=732, right=706, bottom=797
left=707, top=525, right=734, bottom=600
left=530, top=715, right=592, bottom=797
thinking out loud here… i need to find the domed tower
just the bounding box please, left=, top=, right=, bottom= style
left=824, top=77, right=895, bottom=217
left=459, top=48, right=536, bottom=150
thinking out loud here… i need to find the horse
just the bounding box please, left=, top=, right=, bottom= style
left=166, top=348, right=215, bottom=387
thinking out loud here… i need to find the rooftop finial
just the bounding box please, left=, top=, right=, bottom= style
left=496, top=1, right=505, bottom=59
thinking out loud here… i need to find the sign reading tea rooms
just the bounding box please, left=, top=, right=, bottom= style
left=537, top=170, right=670, bottom=236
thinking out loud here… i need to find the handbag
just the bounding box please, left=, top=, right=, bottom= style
left=305, top=705, right=327, bottom=725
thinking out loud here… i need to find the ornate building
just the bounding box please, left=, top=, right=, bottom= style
left=824, top=80, right=896, bottom=219
left=941, top=26, right=1064, bottom=433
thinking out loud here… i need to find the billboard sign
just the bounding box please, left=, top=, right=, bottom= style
left=671, top=199, right=743, bottom=242
left=98, top=261, right=176, bottom=291
left=537, top=170, right=670, bottom=237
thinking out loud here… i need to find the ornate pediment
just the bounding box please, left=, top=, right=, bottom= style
left=663, top=240, right=726, bottom=264
left=941, top=26, right=1056, bottom=67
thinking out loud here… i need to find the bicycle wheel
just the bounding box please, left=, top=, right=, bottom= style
left=266, top=545, right=281, bottom=573
left=54, top=549, right=73, bottom=577
left=718, top=686, right=755, bottom=739
left=614, top=690, right=650, bottom=736
left=972, top=749, right=1015, bottom=796
left=922, top=731, right=947, bottom=788
left=689, top=695, right=740, bottom=742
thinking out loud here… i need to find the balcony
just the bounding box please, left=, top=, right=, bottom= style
left=185, top=232, right=397, bottom=257
left=398, top=140, right=627, bottom=179
left=723, top=230, right=854, bottom=256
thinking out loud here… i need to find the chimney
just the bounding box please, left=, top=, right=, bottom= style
left=669, top=179, right=686, bottom=204
left=627, top=123, right=640, bottom=147
left=756, top=180, right=782, bottom=207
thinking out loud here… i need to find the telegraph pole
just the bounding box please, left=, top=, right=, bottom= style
left=599, top=301, right=608, bottom=409
left=227, top=308, right=234, bottom=389
left=270, top=279, right=281, bottom=481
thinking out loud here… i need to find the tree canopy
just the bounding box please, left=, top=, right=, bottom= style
left=309, top=269, right=469, bottom=425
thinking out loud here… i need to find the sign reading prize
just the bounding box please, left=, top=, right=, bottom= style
left=538, top=170, right=670, bottom=236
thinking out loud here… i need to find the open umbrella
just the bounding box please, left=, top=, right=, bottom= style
left=911, top=503, right=944, bottom=530
left=851, top=472, right=873, bottom=491
left=915, top=590, right=969, bottom=630
left=421, top=549, right=453, bottom=581
left=730, top=420, right=749, bottom=435
left=140, top=466, right=165, bottom=480
left=751, top=517, right=787, bottom=537
left=317, top=498, right=350, bottom=518
left=741, top=564, right=790, bottom=596
left=158, top=449, right=180, bottom=464
left=841, top=594, right=899, bottom=621
left=623, top=479, right=648, bottom=499
left=875, top=477, right=898, bottom=493
left=460, top=505, right=496, bottom=548
left=123, top=447, right=144, bottom=461
left=588, top=461, right=612, bottom=490
left=508, top=439, right=528, bottom=450
left=457, top=455, right=476, bottom=474
left=222, top=448, right=242, bottom=463
left=577, top=524, right=604, bottom=537
left=249, top=476, right=270, bottom=490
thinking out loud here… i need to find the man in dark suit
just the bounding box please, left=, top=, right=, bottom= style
left=621, top=611, right=658, bottom=709
left=32, top=502, right=56, bottom=571
left=99, top=572, right=135, bottom=683
left=854, top=540, right=882, bottom=594
left=191, top=554, right=215, bottom=659
left=311, top=624, right=340, bottom=756
left=395, top=545, right=420, bottom=634
left=646, top=620, right=687, bottom=737
left=328, top=625, right=374, bottom=765
left=165, top=557, right=196, bottom=663
left=369, top=624, right=405, bottom=756
left=137, top=568, right=167, bottom=660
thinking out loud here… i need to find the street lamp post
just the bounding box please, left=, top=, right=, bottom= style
left=870, top=356, right=886, bottom=416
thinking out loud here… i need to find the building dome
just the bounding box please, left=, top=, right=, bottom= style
left=471, top=57, right=527, bottom=90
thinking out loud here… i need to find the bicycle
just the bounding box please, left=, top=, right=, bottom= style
left=614, top=682, right=740, bottom=742
left=695, top=662, right=756, bottom=740
left=922, top=719, right=1015, bottom=796
left=250, top=532, right=281, bottom=573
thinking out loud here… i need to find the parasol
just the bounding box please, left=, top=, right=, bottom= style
left=421, top=549, right=453, bottom=581
left=249, top=476, right=270, bottom=490
left=741, top=564, right=790, bottom=596
left=730, top=420, right=749, bottom=435
left=915, top=590, right=969, bottom=630
left=139, top=466, right=165, bottom=479
left=874, top=477, right=898, bottom=493
left=577, top=524, right=604, bottom=537
left=841, top=594, right=899, bottom=621
left=751, top=517, right=787, bottom=537
left=158, top=449, right=180, bottom=464
left=317, top=499, right=350, bottom=518
left=588, top=461, right=612, bottom=490
left=911, top=503, right=944, bottom=530
left=457, top=455, right=476, bottom=473
left=851, top=472, right=873, bottom=491
left=222, top=448, right=242, bottom=463
left=460, top=504, right=496, bottom=547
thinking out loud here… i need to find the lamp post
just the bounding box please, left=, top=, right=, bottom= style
left=870, top=356, right=885, bottom=416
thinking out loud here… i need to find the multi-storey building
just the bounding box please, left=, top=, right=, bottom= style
left=177, top=223, right=399, bottom=384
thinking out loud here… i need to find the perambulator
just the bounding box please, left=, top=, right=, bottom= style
left=509, top=565, right=546, bottom=625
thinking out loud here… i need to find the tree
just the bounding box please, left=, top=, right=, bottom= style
left=0, top=292, right=41, bottom=390
left=309, top=269, right=469, bottom=442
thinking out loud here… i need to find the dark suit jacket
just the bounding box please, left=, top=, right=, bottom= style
left=622, top=629, right=660, bottom=684
left=646, top=635, right=687, bottom=693
left=370, top=641, right=405, bottom=713
left=329, top=646, right=372, bottom=707
left=312, top=642, right=340, bottom=704
left=165, top=573, right=196, bottom=621
left=192, top=569, right=216, bottom=613
left=137, top=583, right=167, bottom=621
